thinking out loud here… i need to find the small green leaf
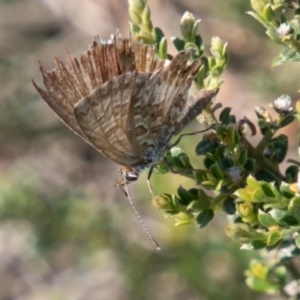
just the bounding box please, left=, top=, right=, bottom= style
left=246, top=273, right=279, bottom=294
left=280, top=182, right=295, bottom=199
left=196, top=189, right=211, bottom=209
left=219, top=107, right=232, bottom=124
left=260, top=182, right=276, bottom=198
left=174, top=212, right=194, bottom=226
left=203, top=156, right=215, bottom=169
left=251, top=188, right=268, bottom=203
left=285, top=165, right=299, bottom=183
left=178, top=153, right=193, bottom=170
left=235, top=188, right=252, bottom=202
left=258, top=210, right=278, bottom=228
left=153, top=193, right=177, bottom=211
left=251, top=240, right=268, bottom=250
left=194, top=35, right=204, bottom=56
left=295, top=235, right=300, bottom=249
left=225, top=223, right=266, bottom=243
left=222, top=196, right=236, bottom=215
left=210, top=163, right=224, bottom=180
left=269, top=209, right=299, bottom=226
left=177, top=186, right=194, bottom=206
left=269, top=134, right=288, bottom=163
left=279, top=115, right=295, bottom=127
left=171, top=37, right=185, bottom=51
left=272, top=49, right=300, bottom=67
left=288, top=197, right=300, bottom=220
left=255, top=169, right=279, bottom=184
left=247, top=176, right=261, bottom=190
left=281, top=215, right=299, bottom=226
left=266, top=231, right=282, bottom=246
left=238, top=149, right=248, bottom=166
left=157, top=36, right=167, bottom=59
left=195, top=136, right=219, bottom=155
left=196, top=209, right=214, bottom=228
left=154, top=27, right=165, bottom=43
left=244, top=158, right=255, bottom=172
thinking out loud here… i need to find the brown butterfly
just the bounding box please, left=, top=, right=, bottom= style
left=32, top=35, right=216, bottom=187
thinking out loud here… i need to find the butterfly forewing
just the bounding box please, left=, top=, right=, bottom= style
left=73, top=72, right=151, bottom=166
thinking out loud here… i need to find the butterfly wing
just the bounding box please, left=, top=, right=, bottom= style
left=128, top=50, right=204, bottom=153
left=32, top=35, right=164, bottom=143
left=32, top=42, right=120, bottom=142
left=74, top=72, right=151, bottom=167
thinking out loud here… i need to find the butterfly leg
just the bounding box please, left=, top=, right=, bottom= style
left=168, top=124, right=217, bottom=149
left=146, top=165, right=156, bottom=200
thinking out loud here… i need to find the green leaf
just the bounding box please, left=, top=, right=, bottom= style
left=222, top=196, right=236, bottom=215
left=281, top=215, right=299, bottom=226
left=203, top=156, right=215, bottom=169
left=246, top=273, right=280, bottom=293
left=187, top=190, right=211, bottom=212
left=219, top=107, right=232, bottom=124
left=235, top=188, right=252, bottom=202
left=171, top=37, right=185, bottom=51
left=157, top=36, right=167, bottom=59
left=252, top=188, right=270, bottom=203
left=279, top=115, right=295, bottom=127
left=195, top=136, right=219, bottom=155
left=258, top=210, right=278, bottom=228
left=269, top=134, right=288, bottom=163
left=255, top=169, right=279, bottom=184
left=178, top=153, right=193, bottom=170
left=269, top=209, right=299, bottom=226
left=153, top=193, right=178, bottom=211
left=244, top=158, right=255, bottom=172
left=174, top=212, right=194, bottom=226
left=196, top=209, right=214, bottom=228
left=195, top=35, right=204, bottom=56
left=288, top=197, right=300, bottom=220
left=154, top=27, right=165, bottom=43
left=209, top=163, right=224, bottom=180
left=285, top=165, right=299, bottom=183
left=272, top=48, right=300, bottom=67
left=196, top=189, right=211, bottom=209
left=225, top=223, right=266, bottom=244
left=266, top=231, right=282, bottom=246
left=247, top=176, right=261, bottom=190
left=251, top=240, right=268, bottom=250
left=258, top=119, right=270, bottom=135
left=260, top=182, right=276, bottom=198
left=177, top=186, right=194, bottom=206
left=238, top=149, right=248, bottom=166
left=295, top=235, right=300, bottom=249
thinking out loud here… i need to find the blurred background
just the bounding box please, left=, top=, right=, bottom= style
left=0, top=0, right=297, bottom=299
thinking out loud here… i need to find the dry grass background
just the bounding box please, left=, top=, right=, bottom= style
left=0, top=0, right=297, bottom=299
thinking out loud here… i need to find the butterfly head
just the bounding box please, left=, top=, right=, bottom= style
left=116, top=166, right=139, bottom=186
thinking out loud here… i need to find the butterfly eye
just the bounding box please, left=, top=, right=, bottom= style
left=125, top=171, right=139, bottom=183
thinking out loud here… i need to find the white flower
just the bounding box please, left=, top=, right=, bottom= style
left=273, top=94, right=293, bottom=112
left=277, top=23, right=291, bottom=36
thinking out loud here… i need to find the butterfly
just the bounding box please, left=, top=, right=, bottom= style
left=32, top=35, right=216, bottom=187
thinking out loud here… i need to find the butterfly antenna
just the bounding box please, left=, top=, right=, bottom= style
left=122, top=181, right=161, bottom=250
